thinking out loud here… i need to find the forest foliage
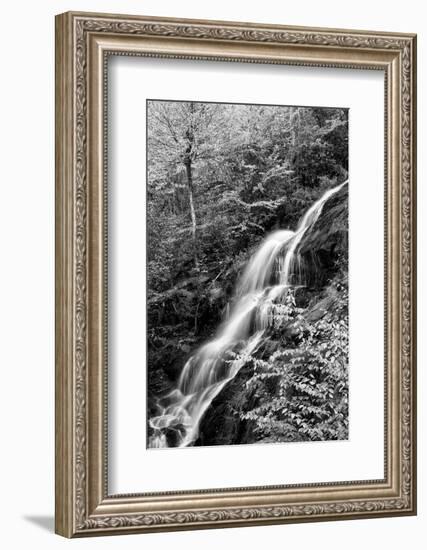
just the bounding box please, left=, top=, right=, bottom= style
left=147, top=99, right=349, bottom=443
left=237, top=279, right=349, bottom=443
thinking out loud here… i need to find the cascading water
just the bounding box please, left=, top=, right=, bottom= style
left=148, top=181, right=348, bottom=448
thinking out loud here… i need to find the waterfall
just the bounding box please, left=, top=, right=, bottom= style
left=148, top=181, right=347, bottom=449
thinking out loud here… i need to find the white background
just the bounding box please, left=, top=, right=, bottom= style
left=0, top=1, right=424, bottom=549
left=109, top=58, right=384, bottom=494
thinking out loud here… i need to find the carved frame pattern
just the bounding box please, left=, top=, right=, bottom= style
left=55, top=11, right=416, bottom=537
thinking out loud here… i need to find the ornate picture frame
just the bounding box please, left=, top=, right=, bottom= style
left=55, top=11, right=417, bottom=537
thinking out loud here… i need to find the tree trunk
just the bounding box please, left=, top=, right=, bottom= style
left=184, top=157, right=198, bottom=266
left=184, top=104, right=198, bottom=267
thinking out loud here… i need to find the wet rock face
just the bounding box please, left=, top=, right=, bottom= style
left=196, top=362, right=258, bottom=446
left=298, top=183, right=348, bottom=287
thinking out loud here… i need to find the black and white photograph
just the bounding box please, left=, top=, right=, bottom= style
left=146, top=99, right=349, bottom=449
left=0, top=0, right=419, bottom=544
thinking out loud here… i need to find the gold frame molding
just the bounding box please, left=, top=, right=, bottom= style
left=55, top=11, right=417, bottom=538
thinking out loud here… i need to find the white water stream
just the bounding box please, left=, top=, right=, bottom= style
left=148, top=181, right=347, bottom=448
